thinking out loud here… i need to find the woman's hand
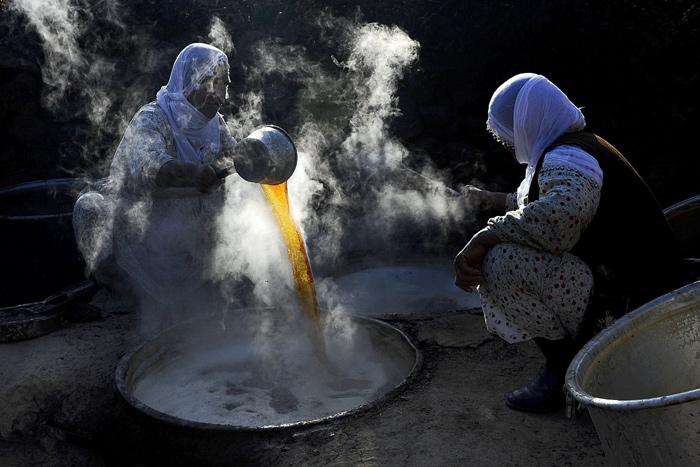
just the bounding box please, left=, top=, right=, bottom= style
left=454, top=228, right=501, bottom=292
left=156, top=161, right=224, bottom=192
left=196, top=164, right=224, bottom=193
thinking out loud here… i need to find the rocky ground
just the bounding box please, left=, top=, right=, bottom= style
left=0, top=291, right=605, bottom=466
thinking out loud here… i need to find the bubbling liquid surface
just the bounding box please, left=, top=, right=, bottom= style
left=129, top=183, right=420, bottom=427
left=131, top=322, right=406, bottom=427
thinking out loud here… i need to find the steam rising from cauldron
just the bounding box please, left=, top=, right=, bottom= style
left=7, top=5, right=476, bottom=424
left=9, top=3, right=476, bottom=329
left=206, top=17, right=476, bottom=344
left=212, top=14, right=471, bottom=293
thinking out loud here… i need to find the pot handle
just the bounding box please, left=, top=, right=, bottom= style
left=565, top=386, right=585, bottom=421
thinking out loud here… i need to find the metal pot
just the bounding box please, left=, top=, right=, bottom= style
left=565, top=280, right=700, bottom=466
left=113, top=310, right=422, bottom=466
left=218, top=125, right=298, bottom=185
left=0, top=178, right=88, bottom=306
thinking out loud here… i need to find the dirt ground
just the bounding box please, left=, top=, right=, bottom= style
left=0, top=291, right=605, bottom=466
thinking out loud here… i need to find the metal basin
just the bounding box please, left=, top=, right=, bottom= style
left=566, top=281, right=700, bottom=466
left=0, top=178, right=87, bottom=306
left=317, top=257, right=480, bottom=319
left=664, top=194, right=700, bottom=258
left=664, top=194, right=700, bottom=279
left=114, top=309, right=421, bottom=465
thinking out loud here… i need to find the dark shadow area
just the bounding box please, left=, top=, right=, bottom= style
left=1, top=0, right=698, bottom=204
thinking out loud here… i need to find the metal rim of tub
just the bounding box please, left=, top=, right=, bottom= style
left=0, top=178, right=87, bottom=196
left=115, top=313, right=423, bottom=432
left=0, top=178, right=89, bottom=221
left=663, top=193, right=700, bottom=218
left=565, top=280, right=700, bottom=411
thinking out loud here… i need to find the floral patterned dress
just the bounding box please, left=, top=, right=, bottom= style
left=478, top=146, right=603, bottom=343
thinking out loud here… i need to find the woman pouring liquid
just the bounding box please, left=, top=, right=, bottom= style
left=73, top=43, right=240, bottom=311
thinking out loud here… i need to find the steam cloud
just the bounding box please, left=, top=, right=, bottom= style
left=2, top=4, right=484, bottom=428
left=211, top=15, right=474, bottom=315
left=9, top=0, right=123, bottom=127
left=208, top=16, right=235, bottom=55
left=9, top=5, right=479, bottom=415
left=9, top=3, right=476, bottom=325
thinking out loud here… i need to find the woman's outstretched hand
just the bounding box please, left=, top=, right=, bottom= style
left=454, top=228, right=501, bottom=292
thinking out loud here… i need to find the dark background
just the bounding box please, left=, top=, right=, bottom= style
left=1, top=0, right=698, bottom=204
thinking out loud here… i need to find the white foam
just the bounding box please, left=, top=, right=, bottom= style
left=132, top=322, right=406, bottom=427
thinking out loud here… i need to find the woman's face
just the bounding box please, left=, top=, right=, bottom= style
left=187, top=63, right=230, bottom=119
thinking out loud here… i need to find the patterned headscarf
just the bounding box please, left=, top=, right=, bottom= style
left=487, top=73, right=590, bottom=207
left=156, top=43, right=228, bottom=164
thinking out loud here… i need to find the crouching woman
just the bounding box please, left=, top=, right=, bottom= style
left=455, top=73, right=685, bottom=413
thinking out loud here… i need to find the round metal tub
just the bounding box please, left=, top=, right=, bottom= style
left=566, top=281, right=700, bottom=466
left=664, top=194, right=700, bottom=258
left=114, top=310, right=421, bottom=465
left=664, top=194, right=700, bottom=279
left=317, top=256, right=480, bottom=319
left=0, top=178, right=87, bottom=306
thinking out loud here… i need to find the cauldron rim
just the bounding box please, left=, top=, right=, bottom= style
left=115, top=312, right=423, bottom=432
left=565, top=280, right=700, bottom=411
left=0, top=177, right=89, bottom=221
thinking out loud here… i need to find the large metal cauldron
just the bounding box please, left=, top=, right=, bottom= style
left=0, top=179, right=87, bottom=306
left=566, top=281, right=700, bottom=466
left=113, top=310, right=421, bottom=466
left=664, top=194, right=700, bottom=279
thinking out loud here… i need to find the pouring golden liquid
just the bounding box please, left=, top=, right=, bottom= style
left=261, top=182, right=321, bottom=326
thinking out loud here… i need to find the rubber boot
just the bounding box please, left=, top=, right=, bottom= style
left=505, top=338, right=577, bottom=413
left=505, top=366, right=565, bottom=412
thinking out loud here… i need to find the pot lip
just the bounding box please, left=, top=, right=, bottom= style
left=0, top=177, right=89, bottom=196
left=663, top=193, right=700, bottom=218
left=0, top=212, right=74, bottom=221
left=115, top=312, right=423, bottom=432
left=565, top=280, right=700, bottom=411
left=0, top=177, right=91, bottom=221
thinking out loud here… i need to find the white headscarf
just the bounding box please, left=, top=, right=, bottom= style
left=156, top=43, right=228, bottom=164
left=487, top=73, right=594, bottom=207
